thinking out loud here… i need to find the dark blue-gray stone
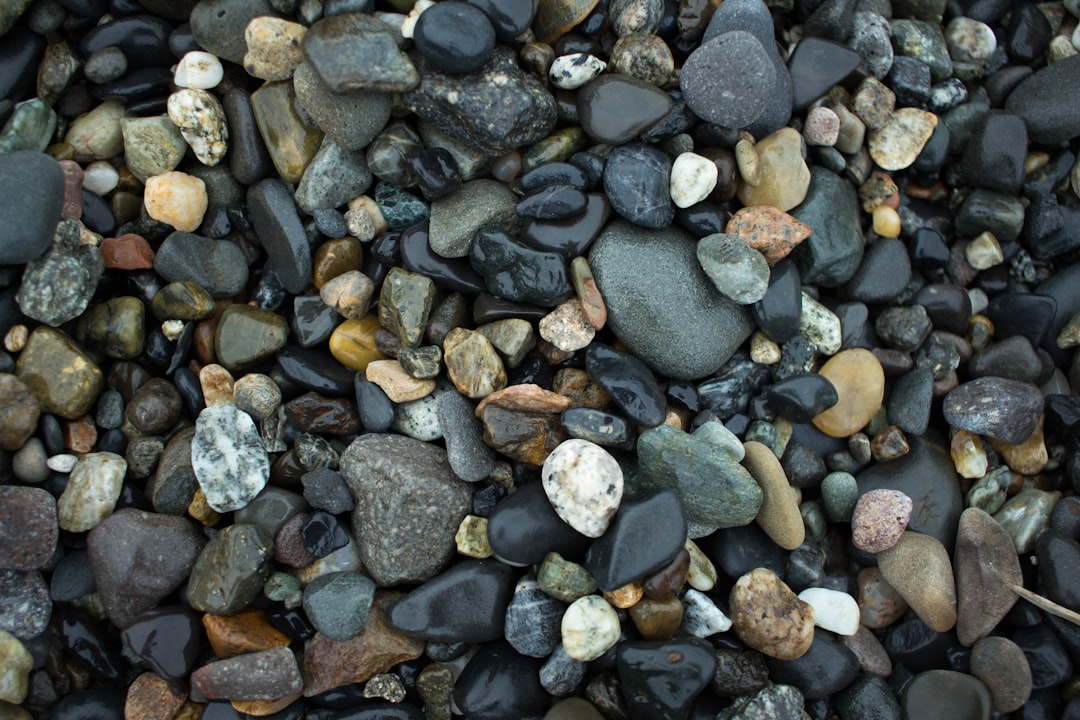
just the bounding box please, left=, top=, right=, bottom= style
left=503, top=576, right=566, bottom=658
left=585, top=343, right=666, bottom=428
left=584, top=490, right=687, bottom=592
left=469, top=227, right=572, bottom=307
left=302, top=571, right=376, bottom=641
left=0, top=151, right=64, bottom=265
left=943, top=376, right=1044, bottom=445
left=888, top=367, right=933, bottom=435
left=766, top=632, right=859, bottom=700
left=247, top=179, right=311, bottom=294
left=617, top=638, right=718, bottom=720
left=845, top=237, right=911, bottom=304
left=959, top=110, right=1027, bottom=195
left=602, top=142, right=674, bottom=229
left=680, top=31, right=775, bottom=129
left=152, top=232, right=249, bottom=298
left=791, top=166, right=864, bottom=287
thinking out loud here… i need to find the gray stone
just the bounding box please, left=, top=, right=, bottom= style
left=1005, top=54, right=1080, bottom=144
left=341, top=433, right=471, bottom=585
left=192, top=404, right=269, bottom=513
left=301, top=12, right=418, bottom=93
left=302, top=571, right=376, bottom=641
left=696, top=233, right=770, bottom=305
left=16, top=220, right=104, bottom=327
left=247, top=178, right=311, bottom=294
left=295, top=136, right=373, bottom=213
left=436, top=390, right=495, bottom=483
left=942, top=376, right=1044, bottom=445
left=292, top=61, right=394, bottom=151
left=190, top=0, right=278, bottom=64
left=888, top=366, right=933, bottom=435
left=186, top=523, right=273, bottom=615
left=791, top=166, right=865, bottom=288
left=680, top=32, right=775, bottom=129
left=588, top=220, right=754, bottom=380
left=0, top=151, right=64, bottom=265
left=0, top=570, right=49, bottom=639
left=153, top=231, right=249, bottom=298
left=504, top=576, right=566, bottom=658
left=427, top=179, right=519, bottom=259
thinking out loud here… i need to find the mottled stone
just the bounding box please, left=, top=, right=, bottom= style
left=57, top=452, right=126, bottom=532
left=192, top=404, right=269, bottom=513
left=851, top=489, right=912, bottom=553
left=730, top=568, right=815, bottom=660
left=186, top=524, right=273, bottom=615
left=542, top=439, right=623, bottom=538
left=15, top=326, right=102, bottom=420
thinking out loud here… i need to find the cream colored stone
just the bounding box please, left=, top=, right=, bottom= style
left=365, top=359, right=436, bottom=403
left=736, top=128, right=811, bottom=211
left=143, top=171, right=208, bottom=232
left=868, top=108, right=939, bottom=171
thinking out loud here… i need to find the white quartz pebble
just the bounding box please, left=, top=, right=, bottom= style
left=549, top=53, right=607, bottom=90
left=82, top=160, right=119, bottom=196
left=46, top=454, right=78, bottom=473
left=681, top=589, right=732, bottom=638
left=542, top=439, right=623, bottom=538
left=798, top=292, right=842, bottom=356
left=685, top=539, right=717, bottom=591
left=173, top=51, right=224, bottom=90
left=561, top=595, right=620, bottom=661
left=798, top=587, right=861, bottom=636
left=669, top=152, right=718, bottom=209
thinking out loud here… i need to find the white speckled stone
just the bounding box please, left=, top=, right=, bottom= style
left=192, top=404, right=269, bottom=513
left=539, top=299, right=595, bottom=352
left=174, top=51, right=224, bottom=90
left=167, top=88, right=228, bottom=166
left=550, top=53, right=607, bottom=90
left=542, top=439, right=623, bottom=538
left=561, top=595, right=620, bottom=661
left=392, top=392, right=443, bottom=442
left=798, top=292, right=842, bottom=355
left=681, top=588, right=732, bottom=637
left=797, top=587, right=860, bottom=636
left=57, top=452, right=126, bottom=532
left=670, top=152, right=718, bottom=209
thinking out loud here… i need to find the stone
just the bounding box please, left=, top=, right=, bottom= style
left=943, top=377, right=1044, bottom=445
left=1005, top=54, right=1080, bottom=144
left=542, top=439, right=623, bottom=539
left=729, top=568, right=815, bottom=660
left=57, top=452, right=125, bottom=532
left=0, top=151, right=63, bottom=265
left=616, top=638, right=716, bottom=720
left=716, top=683, right=805, bottom=720
left=167, top=88, right=228, bottom=166
left=302, top=12, right=418, bottom=93
left=186, top=523, right=273, bottom=615
left=192, top=404, right=269, bottom=513
left=120, top=116, right=186, bottom=183
left=0, top=487, right=55, bottom=571
left=539, top=300, right=595, bottom=352
left=696, top=233, right=770, bottom=305
left=442, top=328, right=507, bottom=399
left=954, top=507, right=1023, bottom=646
left=561, top=595, right=620, bottom=662
left=0, top=375, right=38, bottom=452
left=15, top=326, right=102, bottom=420
left=427, top=179, right=518, bottom=259
left=190, top=646, right=302, bottom=701
left=868, top=108, right=938, bottom=171
left=142, top=171, right=208, bottom=232
left=901, top=670, right=992, bottom=720
left=736, top=128, right=811, bottom=212
left=16, top=219, right=104, bottom=328
left=588, top=220, right=754, bottom=380
left=365, top=359, right=435, bottom=403
left=681, top=31, right=775, bottom=129
left=436, top=391, right=495, bottom=482
left=851, top=489, right=913, bottom=553
left=970, top=636, right=1031, bottom=713
left=797, top=587, right=860, bottom=636
left=576, top=74, right=672, bottom=146
left=813, top=349, right=885, bottom=438
left=504, top=576, right=566, bottom=658
left=743, top=441, right=804, bottom=551
left=0, top=629, right=30, bottom=704
left=726, top=206, right=812, bottom=267
left=452, top=642, right=549, bottom=720
left=877, top=531, right=957, bottom=632
left=341, top=433, right=471, bottom=585
left=602, top=141, right=674, bottom=229
left=302, top=571, right=376, bottom=642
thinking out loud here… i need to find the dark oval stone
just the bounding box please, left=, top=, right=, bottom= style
left=453, top=643, right=548, bottom=720
left=585, top=343, right=666, bottom=428
left=291, top=295, right=341, bottom=349
left=248, top=179, right=312, bottom=295
left=0, top=151, right=66, bottom=265
left=470, top=227, right=572, bottom=307
left=406, top=147, right=462, bottom=202
left=516, top=185, right=588, bottom=221
left=912, top=121, right=950, bottom=175
left=223, top=87, right=273, bottom=187
left=968, top=335, right=1042, bottom=384
left=520, top=162, right=590, bottom=193
left=1005, top=54, right=1080, bottom=145
left=912, top=283, right=972, bottom=336
left=676, top=201, right=728, bottom=238
left=569, top=151, right=606, bottom=190
left=125, top=377, right=182, bottom=435
left=701, top=521, right=787, bottom=581
left=413, top=1, right=496, bottom=75
left=856, top=433, right=962, bottom=548
left=766, top=374, right=838, bottom=424
left=168, top=23, right=198, bottom=58
left=585, top=490, right=687, bottom=593
left=766, top=632, right=859, bottom=700
left=902, top=670, right=991, bottom=720
left=473, top=293, right=549, bottom=324
left=602, top=142, right=675, bottom=229
left=846, top=237, right=911, bottom=305
left=58, top=607, right=126, bottom=681
left=519, top=193, right=611, bottom=259
left=0, top=25, right=45, bottom=103
left=388, top=559, right=516, bottom=643
left=301, top=511, right=350, bottom=558
left=49, top=688, right=125, bottom=720
left=884, top=617, right=955, bottom=673
left=80, top=189, right=118, bottom=236
left=277, top=345, right=355, bottom=397
left=80, top=14, right=175, bottom=67
left=577, top=75, right=673, bottom=146
left=399, top=223, right=486, bottom=295
left=51, top=550, right=97, bottom=602
left=354, top=372, right=394, bottom=432
left=959, top=111, right=1027, bottom=195
left=836, top=674, right=902, bottom=720
left=487, top=481, right=591, bottom=565
left=752, top=258, right=802, bottom=344
left=120, top=605, right=201, bottom=681
left=1007, top=2, right=1051, bottom=65
left=1037, top=531, right=1080, bottom=613
left=464, top=0, right=536, bottom=40
left=910, top=228, right=950, bottom=269
left=617, top=638, right=717, bottom=720
left=943, top=376, right=1044, bottom=445
left=560, top=407, right=634, bottom=449
left=984, top=292, right=1056, bottom=350
left=89, top=66, right=173, bottom=103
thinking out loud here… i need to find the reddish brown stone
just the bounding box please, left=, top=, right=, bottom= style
left=63, top=415, right=98, bottom=454
left=58, top=160, right=83, bottom=221
left=232, top=693, right=303, bottom=717
left=474, top=383, right=573, bottom=416
left=312, top=237, right=363, bottom=289
left=101, top=234, right=156, bottom=270
left=190, top=647, right=302, bottom=701
left=273, top=513, right=315, bottom=568
left=552, top=368, right=610, bottom=409
left=724, top=205, right=811, bottom=266
left=284, top=392, right=362, bottom=435
left=193, top=319, right=217, bottom=365
left=643, top=548, right=690, bottom=600
left=203, top=609, right=292, bottom=659
left=851, top=489, right=913, bottom=553
left=869, top=425, right=910, bottom=462
left=302, top=591, right=424, bottom=697
left=479, top=405, right=566, bottom=467
left=124, top=672, right=187, bottom=720
left=0, top=486, right=58, bottom=570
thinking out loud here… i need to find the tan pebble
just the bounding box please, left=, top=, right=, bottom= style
left=244, top=17, right=306, bottom=81
left=124, top=672, right=187, bottom=720
left=143, top=171, right=207, bottom=232
left=736, top=128, right=811, bottom=212
left=988, top=417, right=1047, bottom=475
left=684, top=539, right=717, bottom=591
left=455, top=515, right=493, bottom=558
left=743, top=441, right=804, bottom=551
left=4, top=325, right=27, bottom=353
left=851, top=489, right=912, bottom=553
left=812, top=349, right=885, bottom=438
left=729, top=568, right=814, bottom=660
left=199, top=364, right=235, bottom=406
left=603, top=580, right=643, bottom=609
left=231, top=693, right=302, bottom=717
left=629, top=595, right=684, bottom=640
left=871, top=206, right=901, bottom=237
left=852, top=76, right=895, bottom=130
left=347, top=195, right=387, bottom=235
left=840, top=624, right=893, bottom=677
left=869, top=425, right=909, bottom=461
left=950, top=429, right=988, bottom=479
left=749, top=331, right=780, bottom=364
left=443, top=328, right=507, bottom=399
left=319, top=270, right=375, bottom=320
left=188, top=488, right=220, bottom=527
left=877, top=531, right=957, bottom=632
left=868, top=108, right=938, bottom=171
left=474, top=383, right=573, bottom=416
left=724, top=205, right=811, bottom=266
left=365, top=359, right=436, bottom=402
left=859, top=170, right=898, bottom=212
left=856, top=566, right=908, bottom=629
left=539, top=299, right=595, bottom=352
left=965, top=231, right=1003, bottom=270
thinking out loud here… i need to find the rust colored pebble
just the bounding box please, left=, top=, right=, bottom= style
left=202, top=609, right=292, bottom=659
left=101, top=234, right=156, bottom=270
left=723, top=205, right=811, bottom=266
left=125, top=672, right=187, bottom=720
left=851, top=489, right=913, bottom=553
left=62, top=415, right=98, bottom=454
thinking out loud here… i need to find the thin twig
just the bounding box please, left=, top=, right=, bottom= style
left=1011, top=584, right=1080, bottom=627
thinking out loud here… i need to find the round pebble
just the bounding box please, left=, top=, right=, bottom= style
left=851, top=489, right=913, bottom=553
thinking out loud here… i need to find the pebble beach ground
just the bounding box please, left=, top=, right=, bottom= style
left=2, top=0, right=1080, bottom=718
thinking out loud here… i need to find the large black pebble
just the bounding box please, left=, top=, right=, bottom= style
left=413, top=2, right=496, bottom=75
left=120, top=605, right=201, bottom=681
left=765, top=632, right=859, bottom=700
left=487, top=481, right=591, bottom=565
left=616, top=638, right=717, bottom=720
left=602, top=142, right=674, bottom=229
left=453, top=643, right=549, bottom=720
left=585, top=490, right=687, bottom=592
left=585, top=343, right=666, bottom=428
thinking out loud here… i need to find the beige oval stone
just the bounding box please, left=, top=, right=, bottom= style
left=877, top=531, right=957, bottom=632
left=365, top=359, right=435, bottom=402
left=730, top=567, right=814, bottom=660
left=199, top=364, right=235, bottom=407
left=743, top=441, right=804, bottom=551
left=812, top=348, right=885, bottom=438
left=868, top=107, right=938, bottom=171
left=143, top=171, right=208, bottom=232
left=735, top=128, right=811, bottom=212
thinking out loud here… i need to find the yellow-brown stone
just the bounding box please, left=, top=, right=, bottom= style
left=364, top=359, right=435, bottom=402
left=202, top=609, right=291, bottom=659
left=743, top=441, right=804, bottom=551
left=812, top=349, right=885, bottom=438
left=232, top=692, right=303, bottom=717
left=552, top=368, right=610, bottom=409
left=951, top=429, right=988, bottom=479
left=629, top=595, right=684, bottom=641
left=877, top=531, right=957, bottom=633
left=15, top=326, right=103, bottom=419
left=729, top=568, right=815, bottom=660
left=474, top=383, right=573, bottom=416
left=311, top=237, right=363, bottom=289
left=443, top=328, right=507, bottom=400
left=125, top=672, right=186, bottom=720
left=199, top=363, right=234, bottom=406
left=735, top=128, right=811, bottom=212
left=188, top=488, right=220, bottom=527
left=250, top=81, right=323, bottom=184
left=329, top=315, right=386, bottom=372
left=989, top=417, right=1048, bottom=475
left=603, top=580, right=643, bottom=609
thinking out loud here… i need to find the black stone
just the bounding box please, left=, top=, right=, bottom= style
left=888, top=366, right=933, bottom=435
left=277, top=346, right=355, bottom=397
left=1005, top=54, right=1080, bottom=145
left=0, top=24, right=46, bottom=103
left=788, top=37, right=861, bottom=109
left=248, top=179, right=311, bottom=295
left=846, top=238, right=911, bottom=304
left=354, top=372, right=394, bottom=433
left=89, top=66, right=172, bottom=103
left=301, top=511, right=350, bottom=559
left=959, top=110, right=1027, bottom=195
left=0, top=151, right=65, bottom=265
left=120, top=606, right=201, bottom=681
left=578, top=74, right=673, bottom=146
left=1023, top=194, right=1080, bottom=260
left=883, top=617, right=954, bottom=673
left=585, top=490, right=687, bottom=592
left=1024, top=150, right=1075, bottom=200
left=1013, top=623, right=1073, bottom=689
left=616, top=638, right=717, bottom=720
left=291, top=295, right=341, bottom=349
left=58, top=608, right=126, bottom=681
left=463, top=0, right=535, bottom=40
left=301, top=467, right=355, bottom=515
left=943, top=376, right=1045, bottom=445
left=504, top=577, right=566, bottom=658
left=49, top=689, right=125, bottom=720
left=752, top=258, right=802, bottom=344
left=469, top=227, right=572, bottom=307
left=602, top=142, right=675, bottom=229
left=561, top=407, right=635, bottom=450
left=780, top=441, right=827, bottom=489
left=520, top=162, right=590, bottom=193
left=569, top=151, right=605, bottom=190
left=487, top=481, right=591, bottom=565
left=766, top=374, right=838, bottom=424
left=79, top=14, right=174, bottom=66
left=80, top=190, right=117, bottom=236
left=984, top=292, right=1057, bottom=350
left=911, top=121, right=950, bottom=175
left=887, top=56, right=931, bottom=107
left=453, top=643, right=548, bottom=720
left=701, top=522, right=787, bottom=581
left=406, top=147, right=462, bottom=202
left=519, top=193, right=611, bottom=259
left=911, top=283, right=971, bottom=336
left=968, top=335, right=1042, bottom=384
left=334, top=703, right=425, bottom=720
left=585, top=343, right=667, bottom=428
left=696, top=352, right=772, bottom=419
left=265, top=607, right=315, bottom=641
left=388, top=559, right=516, bottom=643
left=516, top=185, right=588, bottom=221
left=766, top=632, right=859, bottom=700
left=1007, top=2, right=1052, bottom=65
left=399, top=224, right=486, bottom=295
left=676, top=201, right=728, bottom=238
left=835, top=673, right=902, bottom=720
left=50, top=551, right=97, bottom=602
left=223, top=87, right=273, bottom=187
left=413, top=1, right=496, bottom=75
left=1037, top=531, right=1080, bottom=613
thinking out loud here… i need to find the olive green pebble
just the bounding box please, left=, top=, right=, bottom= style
left=821, top=471, right=859, bottom=522
left=537, top=551, right=597, bottom=603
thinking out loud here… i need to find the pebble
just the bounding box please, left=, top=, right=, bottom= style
left=902, top=670, right=992, bottom=720
left=15, top=326, right=102, bottom=420
left=970, top=636, right=1032, bottom=713
left=453, top=642, right=549, bottom=720
left=617, top=638, right=716, bottom=720
left=943, top=376, right=1045, bottom=444
left=725, top=206, right=811, bottom=267
left=602, top=142, right=674, bottom=229
left=577, top=74, right=672, bottom=146
left=504, top=576, right=566, bottom=658
left=696, top=233, right=770, bottom=305
left=167, top=88, right=228, bottom=167
left=427, top=179, right=518, bottom=259
left=413, top=1, right=495, bottom=75
left=436, top=390, right=495, bottom=482
left=539, top=300, right=595, bottom=352
left=1005, top=53, right=1080, bottom=144
left=0, top=629, right=31, bottom=704
left=192, top=403, right=269, bottom=513
left=813, top=348, right=886, bottom=438
left=681, top=31, right=774, bottom=129
left=716, top=683, right=805, bottom=720
left=542, top=439, right=623, bottom=538
left=790, top=166, right=864, bottom=286
left=550, top=53, right=606, bottom=90
left=877, top=531, right=957, bottom=632
left=868, top=107, right=939, bottom=171
left=561, top=595, right=620, bottom=662
left=174, top=50, right=224, bottom=89
left=681, top=588, right=732, bottom=638
left=242, top=18, right=304, bottom=81
left=302, top=571, right=376, bottom=641
left=797, top=587, right=860, bottom=636
left=736, top=129, right=811, bottom=212
left=729, top=568, right=815, bottom=660
left=142, top=171, right=207, bottom=232
left=765, top=632, right=859, bottom=700
left=191, top=646, right=302, bottom=701
left=292, top=62, right=392, bottom=153
left=742, top=441, right=803, bottom=550
left=57, top=452, right=126, bottom=532
left=585, top=489, right=686, bottom=592
left=851, top=489, right=913, bottom=553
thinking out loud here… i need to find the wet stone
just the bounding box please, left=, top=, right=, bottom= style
left=153, top=231, right=249, bottom=298
left=436, top=390, right=495, bottom=482
left=576, top=74, right=672, bottom=146
left=585, top=342, right=665, bottom=428
left=585, top=490, right=686, bottom=593
left=442, top=328, right=507, bottom=399
left=186, top=524, right=273, bottom=616
left=16, top=219, right=104, bottom=328
left=0, top=151, right=64, bottom=265
left=15, top=326, right=102, bottom=420
left=790, top=166, right=864, bottom=288
left=943, top=376, right=1044, bottom=445
left=302, top=571, right=376, bottom=642
left=192, top=403, right=269, bottom=513
left=766, top=632, right=859, bottom=701
left=504, top=576, right=566, bottom=658
left=301, top=12, right=417, bottom=93
left=379, top=267, right=435, bottom=349
left=730, top=568, right=815, bottom=661
left=681, top=31, right=774, bottom=129
left=191, top=646, right=302, bottom=701
left=602, top=142, right=674, bottom=230
left=470, top=228, right=572, bottom=308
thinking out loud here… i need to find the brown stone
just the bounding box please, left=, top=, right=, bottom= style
left=629, top=595, right=684, bottom=641
left=0, top=374, right=40, bottom=451
left=302, top=591, right=425, bottom=697
left=812, top=349, right=885, bottom=438
left=552, top=368, right=610, bottom=409
left=839, top=624, right=893, bottom=677
left=442, top=327, right=507, bottom=400
left=231, top=693, right=303, bottom=717
left=988, top=417, right=1048, bottom=475
left=970, top=636, right=1032, bottom=713
left=724, top=205, right=811, bottom=266
left=851, top=489, right=913, bottom=554
left=642, top=548, right=690, bottom=600
left=190, top=647, right=302, bottom=701
left=474, top=383, right=574, bottom=416
left=62, top=415, right=97, bottom=454
left=603, top=580, right=644, bottom=609
left=187, top=489, right=219, bottom=527
left=859, top=170, right=898, bottom=212
left=320, top=270, right=375, bottom=320
left=954, top=507, right=1023, bottom=646
left=101, top=234, right=155, bottom=270
left=877, top=531, right=957, bottom=633
left=203, top=609, right=292, bottom=659
left=284, top=392, right=362, bottom=435
left=479, top=405, right=566, bottom=467
left=194, top=318, right=218, bottom=365
left=729, top=568, right=815, bottom=660
left=58, top=159, right=83, bottom=221
left=743, top=440, right=804, bottom=551
left=273, top=513, right=315, bottom=568
left=856, top=566, right=908, bottom=629
left=125, top=672, right=187, bottom=720
left=0, top=486, right=58, bottom=570
left=199, top=363, right=234, bottom=406
left=312, top=237, right=363, bottom=288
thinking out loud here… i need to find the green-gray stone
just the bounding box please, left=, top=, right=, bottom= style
left=0, top=100, right=57, bottom=154
left=186, top=523, right=273, bottom=614
left=716, top=683, right=805, bottom=720
left=521, top=127, right=588, bottom=173
left=427, top=179, right=519, bottom=259
left=954, top=188, right=1026, bottom=243
left=14, top=326, right=103, bottom=419
left=890, top=20, right=953, bottom=81
left=398, top=345, right=442, bottom=380
left=150, top=281, right=214, bottom=321
left=744, top=420, right=783, bottom=458
left=993, top=488, right=1061, bottom=554
left=635, top=424, right=763, bottom=528
left=74, top=296, right=145, bottom=360
left=121, top=115, right=187, bottom=183
left=476, top=319, right=537, bottom=369
left=790, top=166, right=864, bottom=288
left=821, top=471, right=858, bottom=522
left=234, top=487, right=310, bottom=539
left=264, top=571, right=302, bottom=607
left=374, top=182, right=429, bottom=230
left=16, top=219, right=105, bottom=327
left=800, top=501, right=828, bottom=544
left=250, top=80, right=323, bottom=184
left=943, top=95, right=990, bottom=155
left=417, top=120, right=490, bottom=182
left=301, top=570, right=376, bottom=641
left=378, top=267, right=435, bottom=349
left=301, top=12, right=419, bottom=93
left=965, top=465, right=1010, bottom=514
left=537, top=552, right=597, bottom=603
left=417, top=664, right=456, bottom=720
left=214, top=305, right=289, bottom=372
